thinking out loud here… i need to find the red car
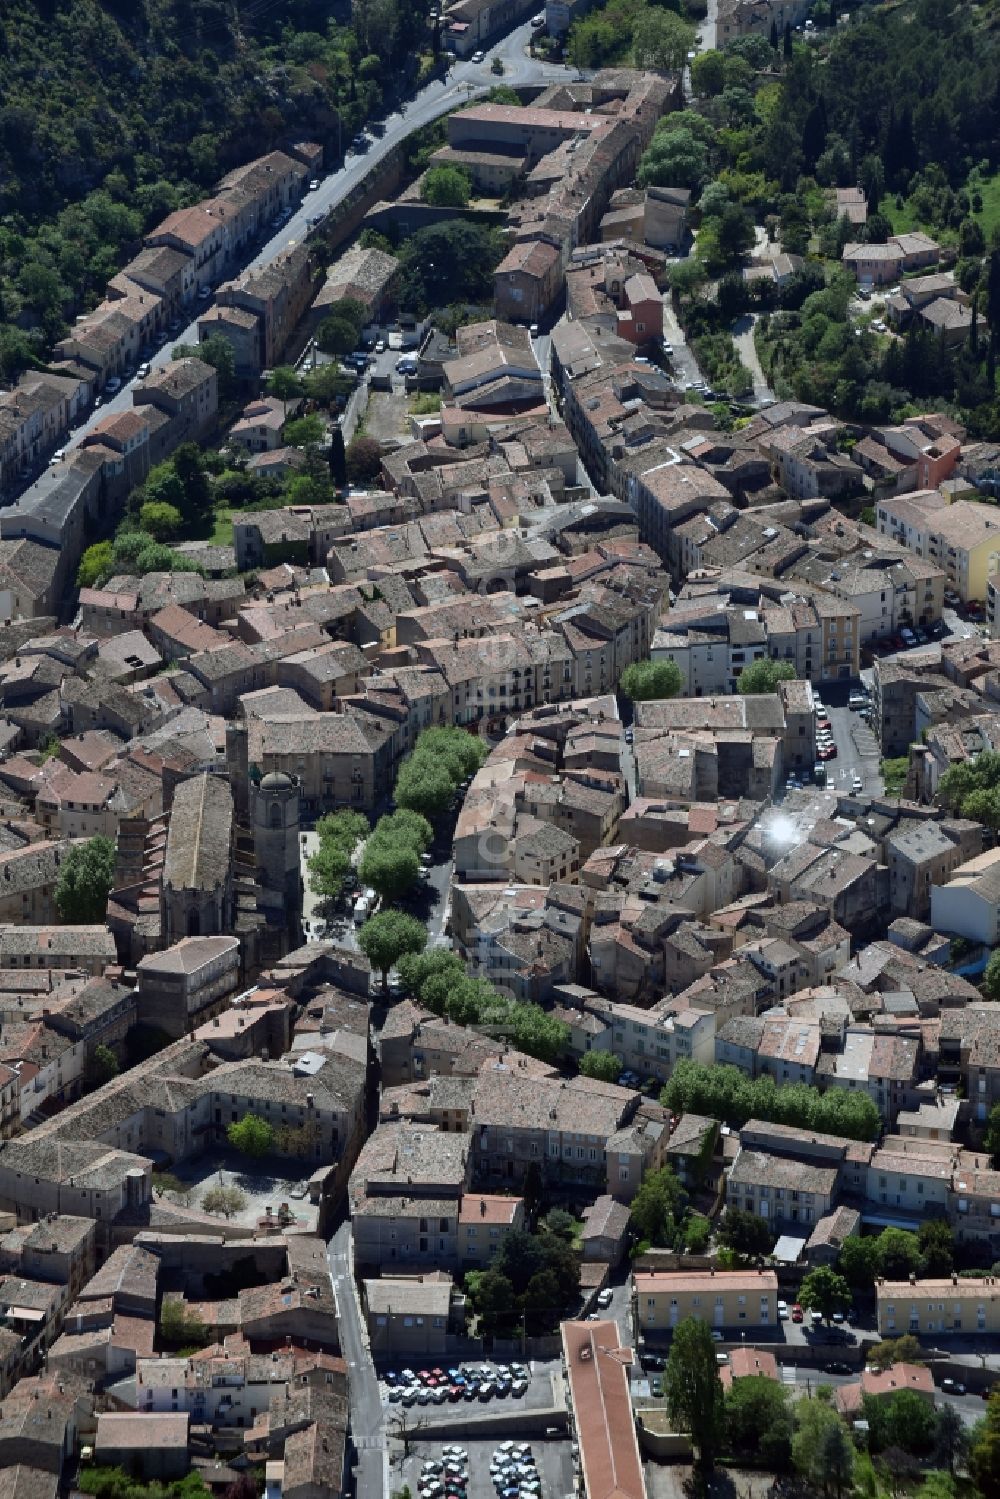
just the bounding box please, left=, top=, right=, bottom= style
left=791, top=1304, right=804, bottom=1323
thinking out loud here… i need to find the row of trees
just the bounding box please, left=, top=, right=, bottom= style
left=398, top=947, right=570, bottom=1064
left=661, top=1059, right=882, bottom=1140
left=358, top=808, right=433, bottom=903
left=308, top=809, right=369, bottom=904
left=395, top=726, right=488, bottom=822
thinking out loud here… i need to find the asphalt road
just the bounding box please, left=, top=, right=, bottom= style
left=58, top=20, right=569, bottom=460
left=328, top=1219, right=386, bottom=1499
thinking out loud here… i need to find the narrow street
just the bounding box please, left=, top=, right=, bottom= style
left=732, top=313, right=775, bottom=404
left=328, top=1219, right=386, bottom=1499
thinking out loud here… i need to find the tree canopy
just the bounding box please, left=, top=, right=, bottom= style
left=395, top=727, right=487, bottom=823
left=227, top=1114, right=275, bottom=1159
left=662, top=1059, right=881, bottom=1140
left=619, top=659, right=683, bottom=701
left=55, top=835, right=116, bottom=923
left=665, top=1317, right=725, bottom=1469
left=358, top=908, right=428, bottom=984
left=737, top=659, right=798, bottom=694
left=421, top=164, right=472, bottom=207
left=397, top=947, right=569, bottom=1065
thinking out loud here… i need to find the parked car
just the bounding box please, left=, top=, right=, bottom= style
left=777, top=1300, right=789, bottom=1320
left=309, top=177, right=321, bottom=190
left=471, top=48, right=485, bottom=62
left=597, top=1288, right=614, bottom=1309
left=650, top=1376, right=663, bottom=1396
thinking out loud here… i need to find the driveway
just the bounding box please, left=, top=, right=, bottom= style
left=732, top=313, right=774, bottom=404
left=820, top=693, right=882, bottom=798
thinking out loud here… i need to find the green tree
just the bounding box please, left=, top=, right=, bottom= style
left=358, top=909, right=428, bottom=989
left=972, top=1390, right=1000, bottom=1499
left=308, top=839, right=352, bottom=902
left=918, top=1218, right=954, bottom=1276
left=283, top=414, right=326, bottom=448
left=346, top=435, right=383, bottom=484
left=139, top=500, right=183, bottom=540
left=864, top=1389, right=937, bottom=1456
left=619, top=658, right=683, bottom=701
left=867, top=1334, right=925, bottom=1371
left=725, top=1376, right=794, bottom=1468
left=690, top=49, right=726, bottom=96
left=579, top=1050, right=623, bottom=1083
left=76, top=541, right=114, bottom=589
left=737, top=659, right=797, bottom=693
left=202, top=1185, right=248, bottom=1219
left=984, top=952, right=1000, bottom=1004
left=793, top=1397, right=855, bottom=1498
left=629, top=1166, right=687, bottom=1247
left=839, top=1234, right=879, bottom=1287
left=317, top=313, right=363, bottom=359
left=421, top=165, right=472, bottom=206
left=632, top=8, right=694, bottom=70
left=54, top=836, right=116, bottom=923
left=665, top=1317, right=725, bottom=1469
left=88, top=1044, right=119, bottom=1087
left=227, top=1113, right=275, bottom=1158
left=266, top=365, right=303, bottom=416
left=985, top=1099, right=1000, bottom=1164
left=174, top=335, right=236, bottom=398
left=875, top=1227, right=922, bottom=1280
left=717, top=1208, right=775, bottom=1258
left=160, top=1297, right=209, bottom=1348
left=359, top=839, right=420, bottom=902
left=934, top=1401, right=969, bottom=1475
left=798, top=1266, right=851, bottom=1320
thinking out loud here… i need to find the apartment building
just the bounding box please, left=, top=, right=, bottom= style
left=878, top=492, right=1000, bottom=602
left=635, top=1269, right=779, bottom=1334
left=877, top=1277, right=1000, bottom=1337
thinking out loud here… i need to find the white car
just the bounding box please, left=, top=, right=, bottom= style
left=597, top=1288, right=614, bottom=1308
left=777, top=1300, right=789, bottom=1319
left=375, top=339, right=386, bottom=353
left=472, top=49, right=485, bottom=61
left=851, top=774, right=863, bottom=792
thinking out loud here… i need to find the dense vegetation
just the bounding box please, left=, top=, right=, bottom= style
left=632, top=0, right=1000, bottom=427
left=398, top=948, right=570, bottom=1064
left=661, top=1058, right=882, bottom=1139
left=0, top=0, right=439, bottom=378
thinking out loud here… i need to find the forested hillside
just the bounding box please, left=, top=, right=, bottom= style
left=0, top=0, right=428, bottom=374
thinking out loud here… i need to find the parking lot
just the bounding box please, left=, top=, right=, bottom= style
left=782, top=683, right=882, bottom=800
left=382, top=1359, right=536, bottom=1413
left=397, top=1436, right=574, bottom=1499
